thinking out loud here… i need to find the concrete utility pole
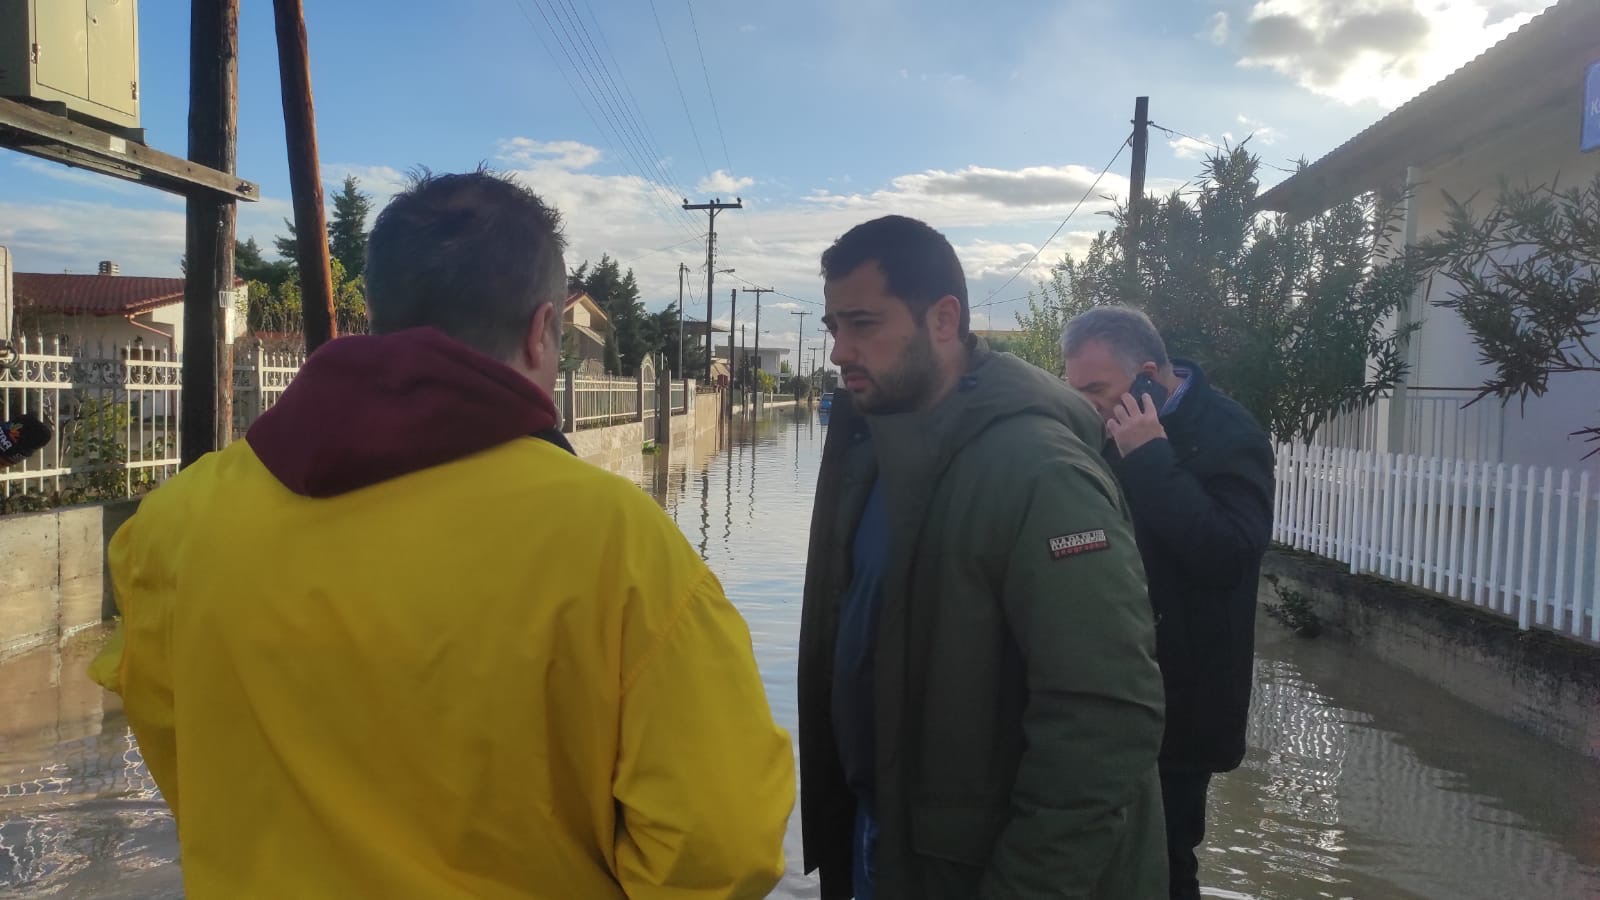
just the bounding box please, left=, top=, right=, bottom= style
left=1126, top=96, right=1150, bottom=281
left=182, top=0, right=239, bottom=465
left=790, top=310, right=808, bottom=384
left=273, top=0, right=336, bottom=353
left=682, top=197, right=742, bottom=380
left=741, top=286, right=774, bottom=386
left=818, top=325, right=830, bottom=373
left=677, top=262, right=688, bottom=376
left=727, top=288, right=738, bottom=412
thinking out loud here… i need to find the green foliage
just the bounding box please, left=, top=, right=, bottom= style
left=246, top=258, right=368, bottom=339
left=573, top=255, right=649, bottom=375
left=1410, top=176, right=1600, bottom=458
left=329, top=176, right=373, bottom=280
left=1264, top=576, right=1322, bottom=638
left=0, top=393, right=176, bottom=514
left=1013, top=146, right=1421, bottom=442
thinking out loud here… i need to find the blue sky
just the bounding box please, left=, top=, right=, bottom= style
left=0, top=0, right=1552, bottom=357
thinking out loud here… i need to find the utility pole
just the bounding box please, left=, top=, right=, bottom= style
left=727, top=288, right=737, bottom=412
left=742, top=286, right=774, bottom=390
left=740, top=323, right=747, bottom=398
left=1126, top=96, right=1150, bottom=281
left=273, top=0, right=337, bottom=353
left=677, top=262, right=687, bottom=377
left=683, top=197, right=743, bottom=380
left=182, top=0, right=239, bottom=466
left=818, top=326, right=830, bottom=372
left=790, top=310, right=808, bottom=384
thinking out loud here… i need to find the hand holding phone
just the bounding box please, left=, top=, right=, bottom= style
left=1130, top=372, right=1168, bottom=413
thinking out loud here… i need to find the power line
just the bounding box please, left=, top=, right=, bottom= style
left=729, top=273, right=823, bottom=308
left=513, top=0, right=700, bottom=239
left=647, top=0, right=713, bottom=179
left=978, top=132, right=1132, bottom=306
left=529, top=0, right=701, bottom=238
left=1148, top=122, right=1300, bottom=175
left=564, top=0, right=696, bottom=202
left=683, top=0, right=733, bottom=174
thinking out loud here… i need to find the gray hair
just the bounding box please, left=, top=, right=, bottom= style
left=1060, top=306, right=1170, bottom=373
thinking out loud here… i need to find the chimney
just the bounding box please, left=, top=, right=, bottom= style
left=98, top=260, right=119, bottom=276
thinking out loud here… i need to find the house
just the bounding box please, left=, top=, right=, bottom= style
left=562, top=289, right=609, bottom=366
left=10, top=261, right=247, bottom=356
left=713, top=344, right=790, bottom=379
left=1257, top=0, right=1600, bottom=474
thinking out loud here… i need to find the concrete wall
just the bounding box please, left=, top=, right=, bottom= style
left=568, top=421, right=647, bottom=478
left=0, top=499, right=138, bottom=662
left=1261, top=548, right=1600, bottom=761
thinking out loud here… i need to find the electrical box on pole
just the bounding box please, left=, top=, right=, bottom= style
left=0, top=0, right=143, bottom=135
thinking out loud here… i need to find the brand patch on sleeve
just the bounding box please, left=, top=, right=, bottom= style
left=1048, top=529, right=1109, bottom=560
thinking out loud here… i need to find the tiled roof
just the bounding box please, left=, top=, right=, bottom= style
left=13, top=273, right=244, bottom=317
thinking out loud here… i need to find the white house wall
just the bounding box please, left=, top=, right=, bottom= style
left=1404, top=92, right=1600, bottom=473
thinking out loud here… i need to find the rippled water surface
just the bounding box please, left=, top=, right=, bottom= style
left=5, top=408, right=1600, bottom=898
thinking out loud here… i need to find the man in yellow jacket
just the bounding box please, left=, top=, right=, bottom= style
left=89, top=170, right=794, bottom=899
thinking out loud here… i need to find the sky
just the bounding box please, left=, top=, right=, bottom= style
left=0, top=0, right=1554, bottom=365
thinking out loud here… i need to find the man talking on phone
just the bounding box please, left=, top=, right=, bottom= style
left=1061, top=306, right=1274, bottom=900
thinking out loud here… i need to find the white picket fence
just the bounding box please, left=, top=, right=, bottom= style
left=0, top=338, right=306, bottom=503
left=1274, top=442, right=1600, bottom=642
left=0, top=339, right=696, bottom=507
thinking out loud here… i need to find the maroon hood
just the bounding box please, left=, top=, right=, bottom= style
left=246, top=328, right=563, bottom=497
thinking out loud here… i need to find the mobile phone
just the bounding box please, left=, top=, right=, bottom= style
left=1131, top=372, right=1169, bottom=412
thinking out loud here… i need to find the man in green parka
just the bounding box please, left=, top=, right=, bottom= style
left=798, top=215, right=1167, bottom=900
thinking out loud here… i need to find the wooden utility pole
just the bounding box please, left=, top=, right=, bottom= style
left=182, top=0, right=240, bottom=467
left=1126, top=96, right=1150, bottom=281
left=682, top=197, right=742, bottom=380
left=273, top=0, right=337, bottom=352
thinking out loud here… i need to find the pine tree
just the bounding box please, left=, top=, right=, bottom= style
left=329, top=176, right=373, bottom=280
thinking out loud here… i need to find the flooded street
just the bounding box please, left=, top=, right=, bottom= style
left=4, top=407, right=1600, bottom=898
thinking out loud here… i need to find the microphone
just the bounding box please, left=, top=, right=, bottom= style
left=0, top=412, right=53, bottom=468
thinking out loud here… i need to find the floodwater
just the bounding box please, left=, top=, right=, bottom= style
left=4, top=407, right=1600, bottom=898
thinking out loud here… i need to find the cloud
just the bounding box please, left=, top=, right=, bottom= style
left=696, top=170, right=755, bottom=194
left=1203, top=11, right=1231, bottom=45
left=1237, top=0, right=1547, bottom=108
left=901, top=164, right=1124, bottom=208
left=11, top=158, right=178, bottom=200
left=496, top=138, right=605, bottom=171
left=1235, top=114, right=1280, bottom=144
left=1170, top=134, right=1219, bottom=160
left=3, top=136, right=1168, bottom=334
left=0, top=200, right=187, bottom=275
left=322, top=163, right=409, bottom=201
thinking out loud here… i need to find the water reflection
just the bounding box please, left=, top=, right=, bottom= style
left=3, top=407, right=1599, bottom=898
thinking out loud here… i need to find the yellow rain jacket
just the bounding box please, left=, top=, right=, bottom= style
left=90, top=328, right=794, bottom=899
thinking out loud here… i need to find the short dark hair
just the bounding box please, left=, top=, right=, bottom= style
left=820, top=215, right=969, bottom=336
left=365, top=167, right=567, bottom=360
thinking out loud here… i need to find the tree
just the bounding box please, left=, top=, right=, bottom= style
left=573, top=255, right=649, bottom=374
left=273, top=218, right=300, bottom=263
left=329, top=176, right=373, bottom=280
left=248, top=257, right=367, bottom=337
left=1013, top=146, right=1421, bottom=442
left=235, top=237, right=294, bottom=288
left=1410, top=176, right=1600, bottom=458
